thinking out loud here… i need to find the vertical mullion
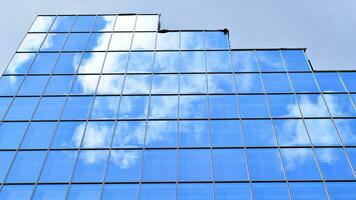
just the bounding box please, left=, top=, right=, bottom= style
left=336, top=71, right=356, bottom=111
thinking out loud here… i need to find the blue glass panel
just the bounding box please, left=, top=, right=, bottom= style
left=78, top=52, right=106, bottom=73
left=262, top=73, right=292, bottom=93
left=90, top=96, right=120, bottom=119
left=135, top=15, right=159, bottom=31
left=339, top=72, right=356, bottom=92
left=231, top=51, right=259, bottom=72
left=327, top=182, right=356, bottom=200
left=5, top=97, right=39, bottom=120
left=53, top=53, right=83, bottom=74
left=209, top=95, right=239, bottom=118
left=146, top=121, right=177, bottom=148
left=204, top=31, right=229, bottom=49
left=123, top=75, right=151, bottom=94
left=61, top=96, right=93, bottom=120
left=324, top=94, right=356, bottom=117
left=0, top=185, right=34, bottom=200
left=114, top=15, right=136, bottom=31
left=127, top=52, right=154, bottom=73
left=86, top=33, right=111, bottom=51
left=70, top=75, right=99, bottom=94
left=51, top=16, right=76, bottom=32
left=106, top=150, right=142, bottom=181
left=0, top=122, right=28, bottom=149
left=206, top=51, right=232, bottom=72
left=45, top=75, right=75, bottom=95
left=151, top=75, right=179, bottom=94
left=102, top=52, right=129, bottom=73
left=180, top=51, right=205, bottom=72
left=242, top=120, right=277, bottom=146
left=215, top=183, right=252, bottom=200
left=30, top=16, right=55, bottom=32
left=281, top=148, right=321, bottom=180
left=0, top=151, right=15, bottom=182
left=18, top=33, right=46, bottom=52
left=112, top=121, right=145, bottom=148
left=290, top=182, right=328, bottom=200
left=93, top=15, right=116, bottom=31
left=51, top=122, right=86, bottom=148
left=153, top=52, right=180, bottom=73
left=296, top=94, right=330, bottom=117
left=140, top=184, right=176, bottom=200
left=72, top=150, right=109, bottom=182
left=131, top=32, right=156, bottom=50
left=179, top=120, right=209, bottom=147
left=334, top=119, right=356, bottom=145
left=179, top=149, right=212, bottom=181
left=6, top=151, right=46, bottom=183
left=96, top=75, right=124, bottom=94
left=40, top=33, right=67, bottom=51
left=181, top=31, right=204, bottom=50
left=238, top=95, right=269, bottom=118
left=252, top=183, right=290, bottom=200
left=142, top=150, right=177, bottom=181
left=256, top=50, right=285, bottom=71
left=5, top=53, right=36, bottom=74
left=267, top=95, right=301, bottom=117
left=118, top=96, right=148, bottom=119
left=18, top=75, right=49, bottom=95
left=247, top=149, right=285, bottom=180
left=149, top=96, right=178, bottom=119
left=235, top=73, right=264, bottom=93
left=29, top=53, right=59, bottom=74
left=180, top=74, right=207, bottom=94
left=315, top=148, right=354, bottom=179
left=289, top=73, right=319, bottom=92
left=156, top=32, right=180, bottom=50
left=315, top=72, right=345, bottom=92
left=0, top=98, right=11, bottom=119
left=273, top=119, right=310, bottom=146
left=208, top=74, right=235, bottom=93
left=81, top=121, right=115, bottom=148
left=32, top=185, right=68, bottom=200
left=281, top=50, right=311, bottom=71
left=21, top=122, right=57, bottom=148
left=63, top=33, right=90, bottom=51
left=72, top=15, right=96, bottom=32
left=213, top=149, right=248, bottom=180
left=102, top=184, right=138, bottom=200
left=210, top=120, right=243, bottom=147
left=179, top=96, right=208, bottom=118
left=178, top=183, right=214, bottom=200
left=305, top=119, right=341, bottom=146
left=0, top=76, right=24, bottom=96
left=40, top=150, right=77, bottom=182
left=33, top=97, right=66, bottom=120
left=67, top=184, right=101, bottom=200
left=109, top=33, right=133, bottom=50
left=346, top=148, right=356, bottom=172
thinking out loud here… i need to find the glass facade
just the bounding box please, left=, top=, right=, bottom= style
left=0, top=14, right=355, bottom=199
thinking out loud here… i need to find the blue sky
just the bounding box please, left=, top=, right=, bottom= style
left=1, top=0, right=356, bottom=72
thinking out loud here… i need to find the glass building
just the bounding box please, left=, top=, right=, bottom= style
left=0, top=14, right=355, bottom=200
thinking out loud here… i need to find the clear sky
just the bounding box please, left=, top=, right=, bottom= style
left=1, top=0, right=356, bottom=72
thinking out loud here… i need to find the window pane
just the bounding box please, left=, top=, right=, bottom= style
left=127, top=52, right=154, bottom=73
left=231, top=51, right=259, bottom=72
left=93, top=15, right=116, bottom=31
left=135, top=15, right=158, bottom=31
left=179, top=120, right=209, bottom=147
left=53, top=53, right=83, bottom=74
left=153, top=52, right=179, bottom=73
left=204, top=31, right=229, bottom=49
left=81, top=121, right=115, bottom=148
left=61, top=96, right=93, bottom=120
left=151, top=75, right=179, bottom=94
left=208, top=74, right=235, bottom=93
left=78, top=52, right=106, bottom=73
left=112, top=121, right=145, bottom=148
left=238, top=95, right=269, bottom=118
left=140, top=184, right=175, bottom=200
left=71, top=15, right=96, bottom=32
left=123, top=75, right=151, bottom=94
left=115, top=15, right=136, bottom=31
left=209, top=95, right=239, bottom=118
left=256, top=50, right=285, bottom=71
left=131, top=32, right=156, bottom=50
left=6, top=151, right=46, bottom=183
left=178, top=183, right=214, bottom=200
left=33, top=185, right=68, bottom=200
left=206, top=51, right=232, bottom=72
left=86, top=33, right=111, bottom=51
left=18, top=33, right=46, bottom=51
left=327, top=182, right=356, bottom=200
left=0, top=185, right=34, bottom=200
left=102, top=52, right=129, bottom=73
left=118, top=96, right=148, bottom=119
left=180, top=74, right=207, bottom=94
left=45, top=75, right=75, bottom=95
left=145, top=121, right=177, bottom=148
left=29, top=53, right=59, bottom=74
left=96, top=75, right=124, bottom=94
left=315, top=72, right=345, bottom=92
left=324, top=94, right=356, bottom=117
left=180, top=31, right=203, bottom=50
left=289, top=73, right=319, bottom=92
left=5, top=97, right=39, bottom=120
left=340, top=72, right=356, bottom=92
left=21, top=122, right=57, bottom=148
left=267, top=95, right=301, bottom=117
left=290, top=182, right=328, bottom=200
left=242, top=120, right=277, bottom=146
left=179, top=96, right=208, bottom=118
left=102, top=184, right=138, bottom=200
left=0, top=98, right=11, bottom=119
left=0, top=76, right=24, bottom=96
left=210, top=120, right=243, bottom=147
left=0, top=151, right=15, bottom=182
left=215, top=183, right=251, bottom=200
left=0, top=122, right=28, bottom=149
left=149, top=96, right=178, bottom=119
left=90, top=96, right=120, bottom=119
left=70, top=75, right=99, bottom=94
left=252, top=183, right=290, bottom=200
left=51, top=122, right=86, bottom=148
left=213, top=149, right=248, bottom=180
left=296, top=94, right=330, bottom=117
left=142, top=150, right=177, bottom=181
left=40, top=33, right=67, bottom=51
left=40, top=150, right=78, bottom=182
left=5, top=53, right=36, bottom=74
left=33, top=97, right=66, bottom=120
left=179, top=149, right=212, bottom=181
left=281, top=50, right=311, bottom=71
left=180, top=51, right=205, bottom=72
left=106, top=150, right=142, bottom=181
left=18, top=75, right=49, bottom=95
left=334, top=119, right=356, bottom=145
left=30, top=16, right=55, bottom=32
left=305, top=119, right=341, bottom=146
left=235, top=73, right=263, bottom=93
left=262, top=73, right=292, bottom=93
left=273, top=119, right=310, bottom=146
left=63, top=33, right=90, bottom=51
left=109, top=33, right=132, bottom=50
left=156, top=32, right=179, bottom=50
left=67, top=184, right=101, bottom=200
left=73, top=150, right=109, bottom=182
left=247, top=149, right=285, bottom=180
left=51, top=16, right=76, bottom=32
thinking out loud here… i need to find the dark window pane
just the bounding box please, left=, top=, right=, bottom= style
left=179, top=149, right=212, bottom=181
left=142, top=150, right=177, bottom=181
left=178, top=183, right=214, bottom=200
left=209, top=95, right=239, bottom=118
left=210, top=120, right=243, bottom=147
left=315, top=72, right=345, bottom=92
left=256, top=50, right=285, bottom=71
left=267, top=95, right=301, bottom=118
left=106, top=150, right=142, bottom=181
left=290, top=182, right=328, bottom=200
left=0, top=122, right=28, bottom=149
left=262, top=73, right=292, bottom=93
left=145, top=121, right=177, bottom=148
left=239, top=95, right=269, bottom=118
left=32, top=185, right=68, bottom=200
left=53, top=53, right=83, bottom=74
left=179, top=120, right=209, bottom=147
left=112, top=121, right=145, bottom=148
left=51, top=16, right=76, bottom=32
left=45, top=75, right=75, bottom=95
left=5, top=97, right=39, bottom=120
left=18, top=75, right=49, bottom=95
left=21, top=122, right=57, bottom=149
left=33, top=97, right=66, bottom=120
left=206, top=51, right=232, bottom=72
left=118, top=96, right=148, bottom=119
left=51, top=122, right=86, bottom=148
left=81, top=121, right=115, bottom=148
left=242, top=120, right=277, bottom=146
left=289, top=73, right=319, bottom=92
left=102, top=184, right=138, bottom=200
left=63, top=33, right=90, bottom=51
left=213, top=149, right=248, bottom=180
left=235, top=73, right=264, bottom=93
left=0, top=76, right=24, bottom=96
left=29, top=53, right=59, bottom=74
left=231, top=51, right=259, bottom=72
left=72, top=15, right=96, bottom=32
left=340, top=72, right=356, bottom=92
left=273, top=119, right=311, bottom=146
left=252, top=183, right=290, bottom=200
left=204, top=31, right=229, bottom=49
left=281, top=50, right=311, bottom=71
left=140, top=184, right=175, bottom=200
left=5, top=53, right=36, bottom=74
left=215, top=183, right=252, bottom=200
